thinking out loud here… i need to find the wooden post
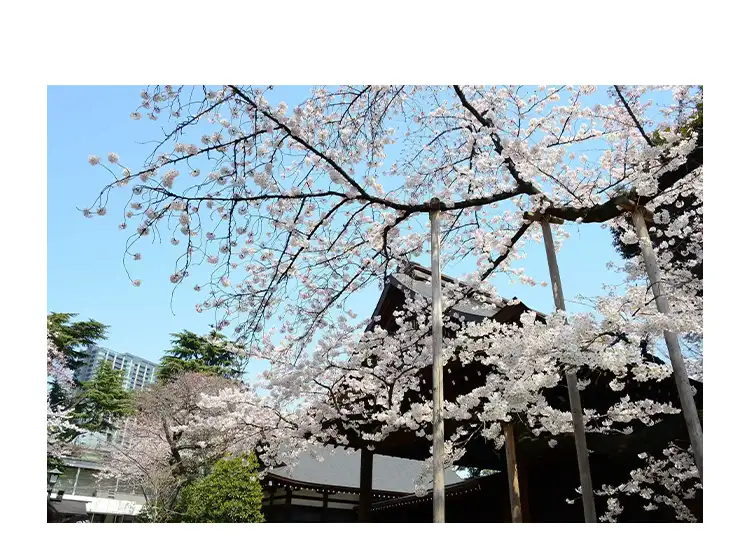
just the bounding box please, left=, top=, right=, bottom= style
left=429, top=197, right=446, bottom=523
left=72, top=467, right=81, bottom=496
left=631, top=208, right=703, bottom=480
left=518, top=454, right=531, bottom=522
left=284, top=487, right=292, bottom=522
left=539, top=217, right=597, bottom=523
left=358, top=448, right=374, bottom=522
left=502, top=422, right=523, bottom=523
left=322, top=490, right=329, bottom=522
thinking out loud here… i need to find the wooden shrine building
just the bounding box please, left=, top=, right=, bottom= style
left=307, top=262, right=703, bottom=523
left=260, top=446, right=461, bottom=522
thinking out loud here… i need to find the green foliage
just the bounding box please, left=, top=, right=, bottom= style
left=158, top=330, right=245, bottom=383
left=73, top=361, right=134, bottom=434
left=47, top=379, right=69, bottom=412
left=651, top=88, right=703, bottom=147
left=179, top=454, right=265, bottom=523
left=47, top=312, right=108, bottom=371
left=135, top=503, right=177, bottom=523
left=463, top=467, right=499, bottom=478
left=47, top=312, right=131, bottom=447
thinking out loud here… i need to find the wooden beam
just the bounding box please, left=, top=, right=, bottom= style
left=620, top=199, right=655, bottom=223
left=523, top=211, right=564, bottom=225
left=358, top=449, right=374, bottom=522
left=503, top=422, right=523, bottom=523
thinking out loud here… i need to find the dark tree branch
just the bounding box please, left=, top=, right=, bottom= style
left=614, top=86, right=655, bottom=148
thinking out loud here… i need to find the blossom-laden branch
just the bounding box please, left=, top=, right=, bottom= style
left=83, top=85, right=702, bottom=357
left=84, top=86, right=703, bottom=503
left=592, top=443, right=701, bottom=522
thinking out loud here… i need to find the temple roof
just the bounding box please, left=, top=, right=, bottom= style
left=268, top=445, right=462, bottom=494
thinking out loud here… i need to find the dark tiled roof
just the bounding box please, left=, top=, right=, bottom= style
left=268, top=446, right=462, bottom=494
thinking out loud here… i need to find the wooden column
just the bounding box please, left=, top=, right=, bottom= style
left=72, top=467, right=81, bottom=496
left=503, top=422, right=523, bottom=523
left=631, top=207, right=703, bottom=480
left=541, top=217, right=597, bottom=523
left=358, top=449, right=373, bottom=522
left=429, top=197, right=446, bottom=523
left=321, top=491, right=328, bottom=522
left=284, top=487, right=292, bottom=522
left=518, top=453, right=531, bottom=522
left=526, top=212, right=597, bottom=523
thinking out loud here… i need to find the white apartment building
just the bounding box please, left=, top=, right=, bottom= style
left=75, top=345, right=158, bottom=391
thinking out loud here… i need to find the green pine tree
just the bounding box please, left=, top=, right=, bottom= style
left=47, top=312, right=109, bottom=370
left=67, top=361, right=134, bottom=439
left=158, top=330, right=246, bottom=383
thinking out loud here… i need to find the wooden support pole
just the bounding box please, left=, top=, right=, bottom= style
left=502, top=422, right=523, bottom=523
left=284, top=487, right=292, bottom=522
left=358, top=448, right=374, bottom=522
left=72, top=467, right=81, bottom=496
left=322, top=490, right=329, bottom=522
left=518, top=455, right=531, bottom=522
left=429, top=197, right=446, bottom=523
left=540, top=218, right=597, bottom=523
left=631, top=208, right=703, bottom=480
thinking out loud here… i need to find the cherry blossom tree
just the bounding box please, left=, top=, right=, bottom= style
left=85, top=85, right=703, bottom=519
left=47, top=336, right=78, bottom=461
left=97, top=372, right=293, bottom=521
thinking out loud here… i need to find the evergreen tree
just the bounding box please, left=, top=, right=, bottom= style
left=179, top=454, right=265, bottom=523
left=47, top=312, right=108, bottom=370
left=73, top=360, right=134, bottom=434
left=158, top=330, right=246, bottom=383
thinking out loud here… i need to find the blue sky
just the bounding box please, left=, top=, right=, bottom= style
left=48, top=86, right=628, bottom=377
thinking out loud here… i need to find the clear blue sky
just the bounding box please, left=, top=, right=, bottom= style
left=48, top=86, right=628, bottom=376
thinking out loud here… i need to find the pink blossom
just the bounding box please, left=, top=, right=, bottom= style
left=163, top=169, right=180, bottom=188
